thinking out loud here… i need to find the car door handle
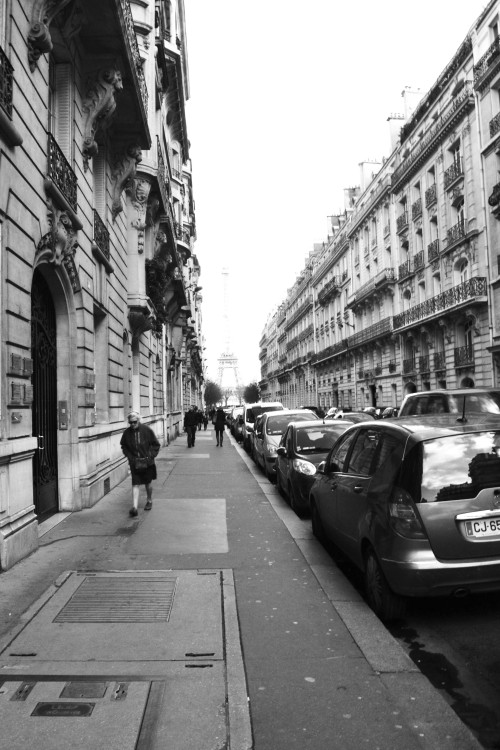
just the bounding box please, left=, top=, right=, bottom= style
left=354, top=485, right=364, bottom=493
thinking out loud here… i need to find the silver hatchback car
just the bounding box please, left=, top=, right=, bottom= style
left=310, top=416, right=500, bottom=621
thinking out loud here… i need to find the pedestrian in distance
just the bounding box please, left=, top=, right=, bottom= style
left=203, top=411, right=209, bottom=430
left=184, top=405, right=198, bottom=447
left=197, top=408, right=203, bottom=431
left=120, top=411, right=160, bottom=517
left=214, top=406, right=226, bottom=446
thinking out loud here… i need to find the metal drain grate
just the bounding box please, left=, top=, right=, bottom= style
left=53, top=576, right=178, bottom=623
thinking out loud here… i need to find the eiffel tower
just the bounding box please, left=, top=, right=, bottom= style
left=216, top=268, right=241, bottom=400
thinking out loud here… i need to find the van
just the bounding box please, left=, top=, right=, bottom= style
left=399, top=388, right=500, bottom=417
left=241, top=401, right=283, bottom=451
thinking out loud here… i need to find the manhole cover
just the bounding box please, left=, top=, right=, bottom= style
left=53, top=576, right=177, bottom=623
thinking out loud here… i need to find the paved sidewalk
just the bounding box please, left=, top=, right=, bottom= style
left=0, top=426, right=483, bottom=749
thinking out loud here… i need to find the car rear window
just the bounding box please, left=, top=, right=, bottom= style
left=266, top=412, right=314, bottom=435
left=247, top=405, right=282, bottom=423
left=413, top=431, right=500, bottom=502
left=402, top=392, right=500, bottom=415
left=295, top=425, right=346, bottom=453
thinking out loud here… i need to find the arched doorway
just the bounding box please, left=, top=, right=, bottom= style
left=31, top=269, right=58, bottom=518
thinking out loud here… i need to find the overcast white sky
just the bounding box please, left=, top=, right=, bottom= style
left=184, top=0, right=488, bottom=386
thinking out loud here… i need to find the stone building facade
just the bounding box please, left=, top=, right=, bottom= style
left=0, top=0, right=203, bottom=568
left=259, top=0, right=500, bottom=413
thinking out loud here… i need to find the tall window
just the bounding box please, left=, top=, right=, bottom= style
left=48, top=60, right=73, bottom=161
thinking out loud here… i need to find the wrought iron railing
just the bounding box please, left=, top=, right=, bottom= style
left=393, top=277, right=487, bottom=329
left=447, top=218, right=466, bottom=245
left=399, top=258, right=412, bottom=280
left=403, top=358, right=416, bottom=374
left=419, top=354, right=430, bottom=372
left=318, top=277, right=339, bottom=305
left=120, top=0, right=148, bottom=113
left=93, top=210, right=110, bottom=259
left=425, top=183, right=437, bottom=207
left=434, top=351, right=446, bottom=370
left=388, top=360, right=397, bottom=373
left=346, top=316, right=392, bottom=348
left=383, top=222, right=390, bottom=236
left=427, top=238, right=440, bottom=262
left=0, top=45, right=13, bottom=117
left=396, top=211, right=409, bottom=233
left=444, top=159, right=463, bottom=189
left=414, top=250, right=424, bottom=270
left=490, top=111, right=500, bottom=139
left=412, top=198, right=422, bottom=221
left=474, top=36, right=500, bottom=85
left=374, top=364, right=382, bottom=375
left=454, top=345, right=474, bottom=368
left=47, top=134, right=77, bottom=211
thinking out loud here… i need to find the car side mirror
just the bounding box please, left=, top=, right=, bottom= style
left=276, top=446, right=286, bottom=457
left=317, top=461, right=326, bottom=474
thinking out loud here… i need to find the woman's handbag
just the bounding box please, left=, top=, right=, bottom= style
left=134, top=457, right=149, bottom=471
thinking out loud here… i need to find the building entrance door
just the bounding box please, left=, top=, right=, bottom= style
left=31, top=270, right=59, bottom=519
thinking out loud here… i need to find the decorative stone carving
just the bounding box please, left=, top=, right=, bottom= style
left=28, top=0, right=75, bottom=71
left=111, top=145, right=142, bottom=220
left=127, top=176, right=151, bottom=254
left=36, top=203, right=81, bottom=293
left=62, top=0, right=85, bottom=39
left=82, top=68, right=123, bottom=170
left=129, top=309, right=153, bottom=346
left=464, top=310, right=480, bottom=336
left=438, top=318, right=452, bottom=344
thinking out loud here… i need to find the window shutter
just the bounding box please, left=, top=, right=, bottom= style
left=55, top=63, right=72, bottom=161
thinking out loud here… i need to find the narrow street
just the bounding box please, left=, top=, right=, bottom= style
left=0, top=428, right=481, bottom=749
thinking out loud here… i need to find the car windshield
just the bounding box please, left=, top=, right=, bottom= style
left=413, top=431, right=500, bottom=502
left=265, top=413, right=314, bottom=435
left=295, top=425, right=347, bottom=454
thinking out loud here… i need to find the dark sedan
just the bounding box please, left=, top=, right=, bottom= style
left=275, top=420, right=353, bottom=516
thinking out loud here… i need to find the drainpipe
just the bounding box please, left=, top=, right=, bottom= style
left=473, top=85, right=496, bottom=385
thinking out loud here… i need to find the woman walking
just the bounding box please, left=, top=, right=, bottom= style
left=214, top=406, right=226, bottom=447
left=120, top=411, right=160, bottom=516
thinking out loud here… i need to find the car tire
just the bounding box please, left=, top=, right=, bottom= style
left=289, top=482, right=306, bottom=517
left=310, top=500, right=326, bottom=544
left=364, top=548, right=406, bottom=623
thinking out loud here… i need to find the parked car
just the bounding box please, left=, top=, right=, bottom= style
left=298, top=405, right=325, bottom=418
left=325, top=411, right=375, bottom=423
left=309, top=417, right=500, bottom=622
left=252, top=409, right=317, bottom=479
left=241, top=401, right=283, bottom=451
left=275, top=419, right=353, bottom=515
left=381, top=407, right=399, bottom=418
left=229, top=406, right=244, bottom=441
left=399, top=388, right=500, bottom=417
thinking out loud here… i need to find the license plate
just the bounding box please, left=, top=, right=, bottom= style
left=464, top=517, right=500, bottom=538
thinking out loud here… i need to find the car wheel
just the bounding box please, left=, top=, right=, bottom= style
left=310, top=499, right=326, bottom=544
left=289, top=482, right=306, bottom=517
left=364, top=548, right=406, bottom=622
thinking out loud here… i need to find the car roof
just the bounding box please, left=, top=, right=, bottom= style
left=287, top=419, right=353, bottom=429
left=264, top=409, right=316, bottom=420
left=371, top=414, right=500, bottom=443
left=402, top=388, right=500, bottom=398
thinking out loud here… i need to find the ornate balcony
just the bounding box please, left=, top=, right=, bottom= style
left=398, top=258, right=412, bottom=280
left=454, top=345, right=474, bottom=368
left=444, top=159, right=463, bottom=189
left=396, top=211, right=409, bottom=233
left=317, top=277, right=339, bottom=306
left=374, top=364, right=382, bottom=376
left=403, top=358, right=416, bottom=375
left=393, top=277, right=487, bottom=330
left=490, top=111, right=500, bottom=139
left=425, top=183, right=437, bottom=208
left=47, top=134, right=77, bottom=211
left=388, top=360, right=397, bottom=373
left=434, top=351, right=446, bottom=371
left=447, top=218, right=466, bottom=246
left=414, top=250, right=424, bottom=271
left=411, top=198, right=422, bottom=221
left=92, top=209, right=110, bottom=261
left=346, top=316, right=392, bottom=348
left=427, top=239, right=440, bottom=262
left=419, top=354, right=430, bottom=373
left=0, top=45, right=13, bottom=117
left=474, top=36, right=500, bottom=90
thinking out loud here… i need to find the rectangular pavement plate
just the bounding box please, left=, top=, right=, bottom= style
left=0, top=571, right=223, bottom=664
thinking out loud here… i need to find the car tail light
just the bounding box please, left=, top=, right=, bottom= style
left=292, top=458, right=317, bottom=476
left=389, top=487, right=426, bottom=539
